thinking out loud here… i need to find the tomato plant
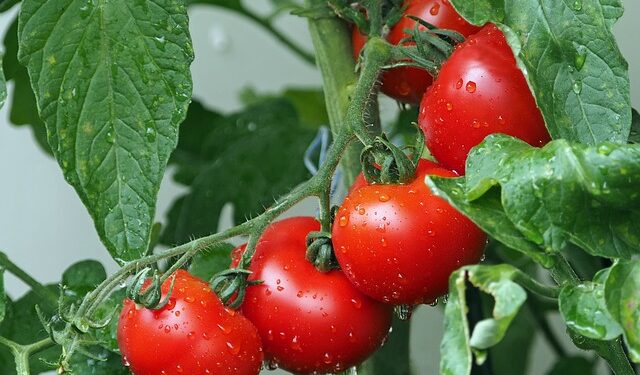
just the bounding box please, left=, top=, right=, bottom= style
left=332, top=159, right=486, bottom=305
left=117, top=269, right=263, bottom=375
left=418, top=23, right=551, bottom=173
left=352, top=0, right=481, bottom=104
left=237, top=217, right=393, bottom=373
left=0, top=1, right=639, bottom=375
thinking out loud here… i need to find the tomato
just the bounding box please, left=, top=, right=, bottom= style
left=418, top=23, right=551, bottom=174
left=352, top=0, right=481, bottom=103
left=239, top=217, right=392, bottom=374
left=117, top=269, right=263, bottom=375
left=332, top=159, right=486, bottom=305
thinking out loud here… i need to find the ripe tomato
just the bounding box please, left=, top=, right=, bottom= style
left=418, top=23, right=551, bottom=174
left=332, top=159, right=486, bottom=305
left=239, top=217, right=392, bottom=374
left=352, top=0, right=481, bottom=103
left=117, top=269, right=263, bottom=375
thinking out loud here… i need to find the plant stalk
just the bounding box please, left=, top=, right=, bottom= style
left=0, top=251, right=57, bottom=308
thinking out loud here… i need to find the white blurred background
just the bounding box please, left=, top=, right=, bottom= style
left=0, top=1, right=638, bottom=374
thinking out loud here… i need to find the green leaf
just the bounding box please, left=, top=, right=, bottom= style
left=0, top=0, right=18, bottom=12
left=162, top=99, right=315, bottom=245
left=430, top=135, right=640, bottom=259
left=18, top=0, right=194, bottom=263
left=440, top=264, right=527, bottom=375
left=2, top=17, right=51, bottom=155
left=187, top=0, right=243, bottom=11
left=188, top=243, right=236, bottom=280
left=359, top=317, right=413, bottom=375
left=546, top=356, right=595, bottom=375
left=240, top=87, right=330, bottom=129
left=91, top=288, right=126, bottom=353
left=67, top=347, right=128, bottom=375
left=0, top=286, right=61, bottom=374
left=62, top=260, right=107, bottom=301
left=488, top=297, right=536, bottom=375
left=450, top=0, right=630, bottom=144
left=604, top=260, right=640, bottom=362
left=426, top=178, right=554, bottom=267
left=559, top=282, right=622, bottom=340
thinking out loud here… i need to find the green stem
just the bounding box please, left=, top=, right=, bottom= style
left=0, top=336, right=55, bottom=375
left=513, top=270, right=560, bottom=299
left=594, top=339, right=636, bottom=375
left=306, top=9, right=363, bottom=186
left=0, top=251, right=57, bottom=308
left=243, top=9, right=316, bottom=65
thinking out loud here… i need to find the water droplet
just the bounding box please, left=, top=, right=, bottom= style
left=381, top=238, right=387, bottom=247
left=187, top=331, right=196, bottom=339
left=154, top=35, right=167, bottom=51
left=446, top=102, right=453, bottom=111
left=429, top=3, right=440, bottom=15
left=572, top=0, right=582, bottom=11
left=145, top=126, right=157, bottom=142
left=572, top=80, right=582, bottom=94
left=358, top=207, right=366, bottom=215
left=297, top=291, right=304, bottom=298
left=164, top=325, right=171, bottom=333
left=455, top=79, right=463, bottom=89
left=176, top=365, right=183, bottom=373
left=351, top=298, right=362, bottom=309
left=378, top=194, right=390, bottom=202
left=226, top=341, right=241, bottom=355
left=323, top=353, right=333, bottom=364
left=574, top=46, right=587, bottom=70
left=277, top=286, right=284, bottom=292
left=394, top=305, right=414, bottom=320
left=263, top=359, right=279, bottom=370
left=466, top=81, right=477, bottom=93
left=202, top=332, right=210, bottom=340
left=217, top=323, right=232, bottom=334
left=338, top=216, right=349, bottom=227
left=184, top=296, right=195, bottom=303
left=290, top=336, right=302, bottom=351
left=472, top=120, right=481, bottom=128
left=428, top=298, right=439, bottom=307
left=106, top=131, right=115, bottom=144
left=497, top=115, right=506, bottom=125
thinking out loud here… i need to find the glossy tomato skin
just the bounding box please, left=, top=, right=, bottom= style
left=352, top=0, right=481, bottom=103
left=418, top=23, right=550, bottom=174
left=332, top=160, right=487, bottom=305
left=240, top=217, right=393, bottom=374
left=117, top=269, right=263, bottom=375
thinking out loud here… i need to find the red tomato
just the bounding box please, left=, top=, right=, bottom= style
left=352, top=0, right=481, bottom=103
left=332, top=159, right=487, bottom=305
left=418, top=23, right=551, bottom=174
left=117, top=269, right=263, bottom=375
left=239, top=217, right=392, bottom=374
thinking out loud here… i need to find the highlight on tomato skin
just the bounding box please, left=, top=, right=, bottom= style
left=332, top=159, right=487, bottom=305
left=352, top=0, right=481, bottom=104
left=418, top=23, right=551, bottom=174
left=236, top=217, right=393, bottom=374
left=117, top=269, right=263, bottom=375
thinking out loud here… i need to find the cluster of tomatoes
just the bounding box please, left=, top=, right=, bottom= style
left=116, top=1, right=551, bottom=374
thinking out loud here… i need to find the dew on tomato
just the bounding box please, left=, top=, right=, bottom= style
left=332, top=160, right=487, bottom=305
left=117, top=269, right=263, bottom=375
left=419, top=23, right=551, bottom=174
left=237, top=217, right=393, bottom=374
left=352, top=0, right=481, bottom=104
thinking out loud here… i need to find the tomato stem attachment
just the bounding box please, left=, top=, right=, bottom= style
left=306, top=231, right=339, bottom=272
